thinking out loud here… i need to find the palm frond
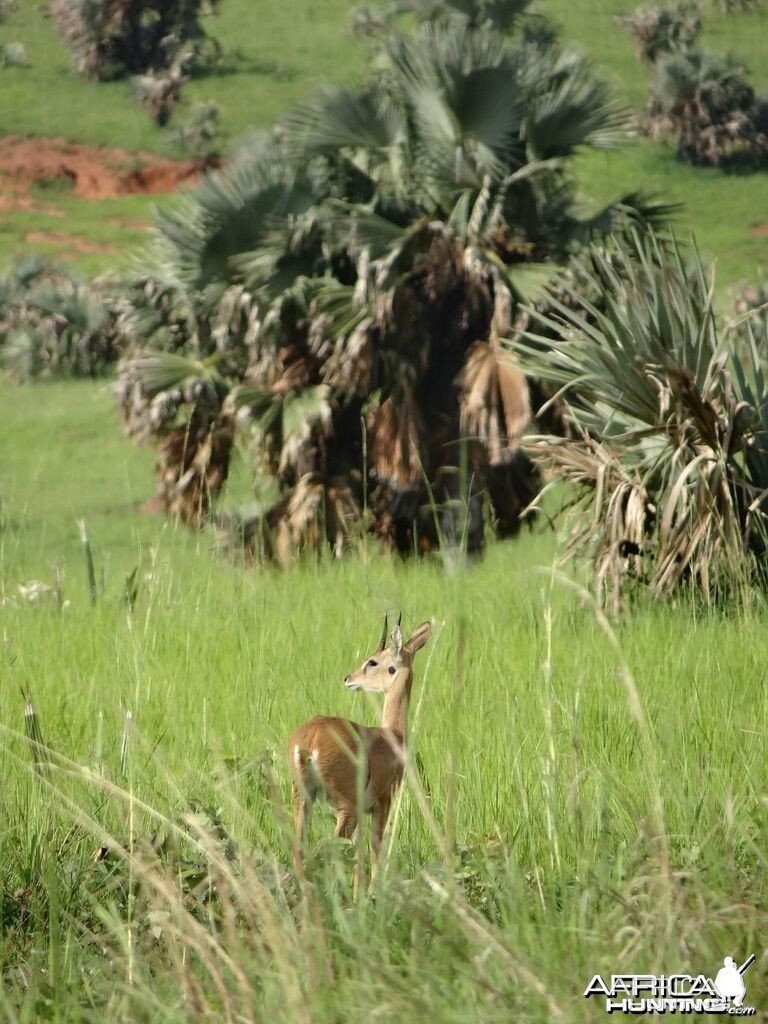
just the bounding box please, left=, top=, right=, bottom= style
left=123, top=350, right=225, bottom=397
left=369, top=390, right=426, bottom=487
left=457, top=341, right=530, bottom=463
left=522, top=47, right=632, bottom=157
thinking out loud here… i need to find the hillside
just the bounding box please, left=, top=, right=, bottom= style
left=0, top=0, right=767, bottom=285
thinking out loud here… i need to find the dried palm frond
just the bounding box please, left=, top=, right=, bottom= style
left=117, top=350, right=233, bottom=524
left=150, top=411, right=235, bottom=526
left=457, top=341, right=530, bottom=464
left=369, top=391, right=426, bottom=489
left=256, top=474, right=362, bottom=565
left=525, top=432, right=652, bottom=611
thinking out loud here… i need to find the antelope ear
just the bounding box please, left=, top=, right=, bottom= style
left=389, top=624, right=403, bottom=657
left=405, top=621, right=431, bottom=655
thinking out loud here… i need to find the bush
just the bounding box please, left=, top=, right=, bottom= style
left=0, top=40, right=27, bottom=66
left=0, top=260, right=127, bottom=380
left=113, top=11, right=674, bottom=553
left=51, top=0, right=221, bottom=82
left=510, top=233, right=768, bottom=608
left=645, top=49, right=768, bottom=165
left=622, top=2, right=701, bottom=64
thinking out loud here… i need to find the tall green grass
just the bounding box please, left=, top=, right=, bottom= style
left=0, top=380, right=766, bottom=1020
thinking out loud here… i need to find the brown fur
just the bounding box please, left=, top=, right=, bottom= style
left=287, top=620, right=431, bottom=873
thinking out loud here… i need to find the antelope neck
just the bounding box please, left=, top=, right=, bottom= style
left=381, top=664, right=413, bottom=739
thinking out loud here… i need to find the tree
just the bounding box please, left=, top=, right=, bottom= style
left=646, top=49, right=768, bottom=165
left=52, top=0, right=221, bottom=81
left=51, top=0, right=221, bottom=121
left=509, top=232, right=768, bottom=609
left=621, top=2, right=701, bottom=64
left=116, top=12, right=665, bottom=558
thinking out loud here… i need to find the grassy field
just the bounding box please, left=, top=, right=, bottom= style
left=1, top=381, right=766, bottom=1020
left=1, top=0, right=767, bottom=286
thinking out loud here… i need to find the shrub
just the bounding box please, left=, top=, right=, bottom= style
left=114, top=13, right=672, bottom=554
left=50, top=0, right=221, bottom=82
left=509, top=233, right=768, bottom=608
left=0, top=260, right=126, bottom=380
left=622, top=2, right=701, bottom=64
left=646, top=49, right=768, bottom=165
left=0, top=40, right=27, bottom=66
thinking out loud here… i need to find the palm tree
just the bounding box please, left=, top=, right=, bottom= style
left=508, top=232, right=768, bottom=609
left=621, top=2, right=701, bottom=65
left=51, top=0, right=221, bottom=81
left=0, top=259, right=123, bottom=380
left=117, top=12, right=665, bottom=559
left=645, top=48, right=767, bottom=166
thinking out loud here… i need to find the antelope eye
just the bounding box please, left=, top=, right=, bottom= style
left=388, top=665, right=396, bottom=675
left=367, top=659, right=378, bottom=668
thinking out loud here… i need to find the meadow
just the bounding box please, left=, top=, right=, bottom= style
left=0, top=0, right=767, bottom=286
left=2, top=0, right=768, bottom=1017
left=0, top=381, right=766, bottom=1020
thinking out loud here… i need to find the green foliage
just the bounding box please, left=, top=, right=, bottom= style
left=0, top=259, right=126, bottom=379
left=622, top=2, right=701, bottom=64
left=0, top=39, right=26, bottom=65
left=50, top=0, right=222, bottom=82
left=510, top=232, right=768, bottom=607
left=647, top=47, right=768, bottom=166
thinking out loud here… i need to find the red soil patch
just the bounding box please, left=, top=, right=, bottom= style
left=0, top=135, right=219, bottom=200
left=751, top=223, right=768, bottom=238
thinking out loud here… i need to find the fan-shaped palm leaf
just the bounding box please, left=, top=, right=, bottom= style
left=522, top=47, right=632, bottom=157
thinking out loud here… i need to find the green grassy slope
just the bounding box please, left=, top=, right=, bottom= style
left=1, top=380, right=766, bottom=1019
left=0, top=188, right=157, bottom=276
left=1, top=0, right=767, bottom=283
left=0, top=0, right=366, bottom=147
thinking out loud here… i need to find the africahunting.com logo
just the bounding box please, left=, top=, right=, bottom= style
left=584, top=954, right=756, bottom=1015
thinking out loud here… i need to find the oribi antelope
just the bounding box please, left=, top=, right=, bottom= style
left=288, top=614, right=431, bottom=871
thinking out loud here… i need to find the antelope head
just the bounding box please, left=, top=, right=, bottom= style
left=344, top=614, right=431, bottom=692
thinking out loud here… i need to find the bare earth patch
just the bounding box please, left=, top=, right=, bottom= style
left=750, top=223, right=768, bottom=237
left=0, top=134, right=219, bottom=202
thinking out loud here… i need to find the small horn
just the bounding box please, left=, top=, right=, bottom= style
left=378, top=613, right=389, bottom=651
left=397, top=611, right=402, bottom=627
